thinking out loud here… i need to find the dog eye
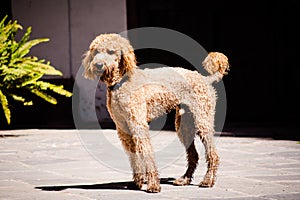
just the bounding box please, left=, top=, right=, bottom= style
left=107, top=50, right=115, bottom=55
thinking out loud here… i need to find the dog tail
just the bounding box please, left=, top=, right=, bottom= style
left=202, top=52, right=230, bottom=83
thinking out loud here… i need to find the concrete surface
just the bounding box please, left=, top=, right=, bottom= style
left=0, top=129, right=299, bottom=199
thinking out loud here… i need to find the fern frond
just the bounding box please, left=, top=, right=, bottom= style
left=13, top=37, right=49, bottom=59
left=52, top=85, right=73, bottom=97
left=25, top=61, right=63, bottom=76
left=0, top=89, right=11, bottom=124
left=10, top=94, right=25, bottom=102
left=19, top=73, right=43, bottom=87
left=30, top=89, right=57, bottom=104
left=0, top=15, right=7, bottom=28
left=10, top=94, right=33, bottom=106
left=35, top=81, right=72, bottom=97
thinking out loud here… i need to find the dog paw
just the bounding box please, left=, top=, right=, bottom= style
left=128, top=182, right=142, bottom=190
left=133, top=181, right=143, bottom=190
left=133, top=173, right=144, bottom=190
left=199, top=171, right=216, bottom=187
left=173, top=176, right=191, bottom=186
left=199, top=180, right=214, bottom=188
left=146, top=184, right=161, bottom=193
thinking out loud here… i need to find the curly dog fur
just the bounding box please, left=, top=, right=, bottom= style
left=82, top=33, right=229, bottom=193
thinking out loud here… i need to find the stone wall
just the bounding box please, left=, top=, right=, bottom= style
left=12, top=0, right=127, bottom=127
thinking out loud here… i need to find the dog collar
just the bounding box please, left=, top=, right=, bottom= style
left=108, top=75, right=129, bottom=91
left=108, top=82, right=121, bottom=91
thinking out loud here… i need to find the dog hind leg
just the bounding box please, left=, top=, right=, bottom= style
left=173, top=141, right=199, bottom=186
left=173, top=106, right=199, bottom=186
left=198, top=129, right=219, bottom=187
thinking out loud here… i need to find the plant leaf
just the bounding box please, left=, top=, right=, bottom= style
left=0, top=89, right=11, bottom=124
left=35, top=81, right=72, bottom=97
left=14, top=37, right=49, bottom=59
left=30, top=89, right=57, bottom=104
left=24, top=61, right=63, bottom=76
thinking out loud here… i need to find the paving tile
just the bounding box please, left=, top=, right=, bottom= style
left=262, top=193, right=300, bottom=200
left=0, top=129, right=299, bottom=199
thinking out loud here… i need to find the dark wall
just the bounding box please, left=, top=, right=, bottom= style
left=127, top=0, right=300, bottom=132
left=0, top=0, right=11, bottom=20
left=1, top=0, right=299, bottom=136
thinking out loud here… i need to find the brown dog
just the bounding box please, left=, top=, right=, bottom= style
left=83, top=33, right=229, bottom=192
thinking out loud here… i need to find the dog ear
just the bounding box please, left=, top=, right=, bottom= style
left=120, top=50, right=137, bottom=76
left=82, top=50, right=96, bottom=80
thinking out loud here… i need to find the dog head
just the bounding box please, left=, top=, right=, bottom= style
left=82, top=34, right=137, bottom=86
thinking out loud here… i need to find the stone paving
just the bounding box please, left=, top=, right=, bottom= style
left=0, top=129, right=299, bottom=199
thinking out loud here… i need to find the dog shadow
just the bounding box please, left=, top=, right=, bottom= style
left=36, top=177, right=176, bottom=192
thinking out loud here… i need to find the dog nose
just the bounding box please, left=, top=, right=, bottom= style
left=95, top=63, right=103, bottom=69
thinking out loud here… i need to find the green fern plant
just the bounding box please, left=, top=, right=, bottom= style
left=0, top=16, right=72, bottom=125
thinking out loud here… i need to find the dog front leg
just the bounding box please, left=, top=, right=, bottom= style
left=131, top=135, right=161, bottom=193
left=117, top=129, right=145, bottom=190
left=118, top=127, right=161, bottom=192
